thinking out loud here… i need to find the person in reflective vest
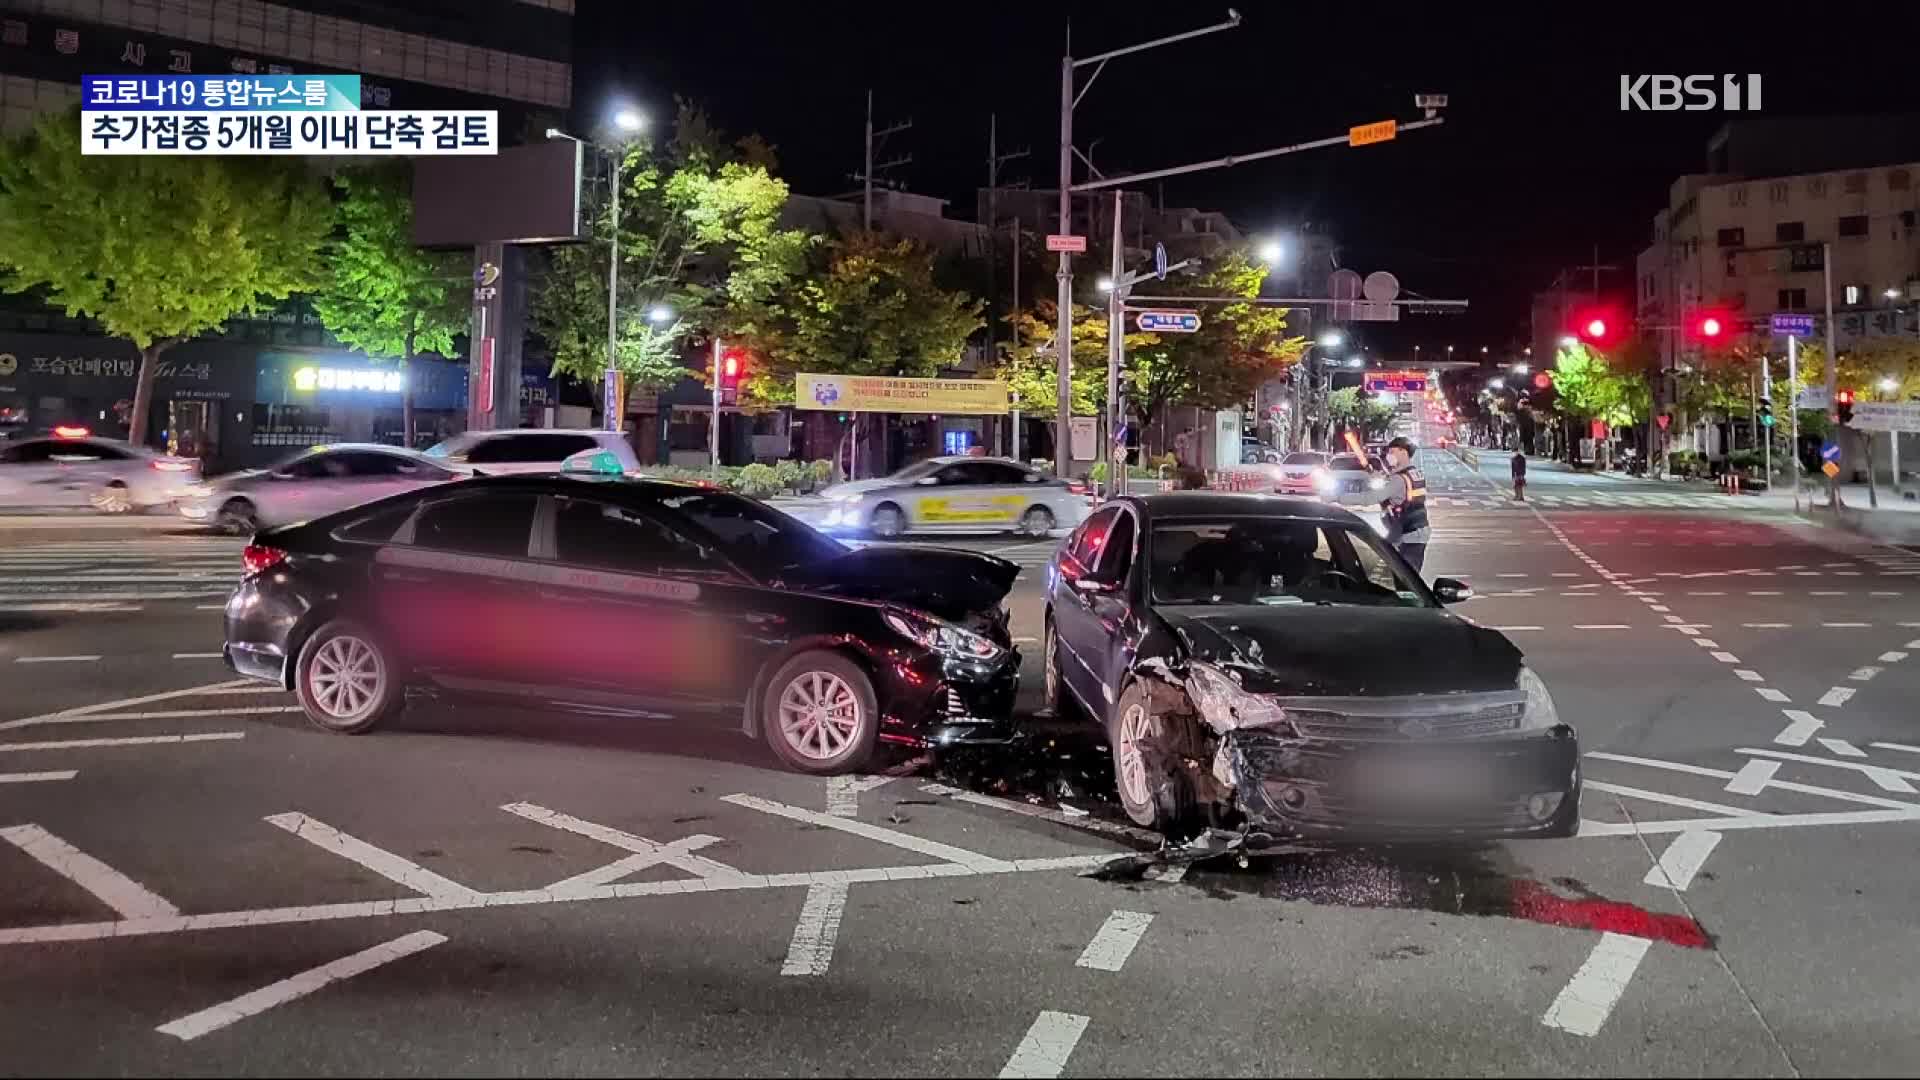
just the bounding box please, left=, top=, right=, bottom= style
left=1379, top=436, right=1431, bottom=573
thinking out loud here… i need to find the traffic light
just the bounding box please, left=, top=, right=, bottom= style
left=1758, top=399, right=1775, bottom=427
left=718, top=349, right=745, bottom=405
left=1837, top=387, right=1855, bottom=424
left=1690, top=312, right=1729, bottom=340
left=1573, top=307, right=1626, bottom=349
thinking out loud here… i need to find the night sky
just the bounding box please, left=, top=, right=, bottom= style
left=572, top=3, right=1920, bottom=361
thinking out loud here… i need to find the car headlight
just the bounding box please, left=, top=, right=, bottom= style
left=1517, top=666, right=1560, bottom=730
left=882, top=609, right=1002, bottom=660
left=1368, top=475, right=1387, bottom=491
left=1184, top=661, right=1290, bottom=733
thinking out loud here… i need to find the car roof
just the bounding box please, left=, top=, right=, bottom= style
left=1128, top=491, right=1363, bottom=525
left=420, top=472, right=721, bottom=499
left=463, top=428, right=613, bottom=439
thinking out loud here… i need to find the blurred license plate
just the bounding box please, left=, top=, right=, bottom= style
left=1357, top=757, right=1490, bottom=802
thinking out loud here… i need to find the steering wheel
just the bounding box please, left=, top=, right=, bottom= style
left=1311, top=569, right=1364, bottom=592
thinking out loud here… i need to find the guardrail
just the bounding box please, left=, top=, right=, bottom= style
left=1451, top=446, right=1480, bottom=468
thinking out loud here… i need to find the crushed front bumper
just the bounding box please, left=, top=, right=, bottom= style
left=1223, top=724, right=1581, bottom=840
left=877, top=648, right=1022, bottom=748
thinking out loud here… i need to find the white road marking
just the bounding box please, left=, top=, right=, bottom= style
left=544, top=835, right=725, bottom=894
left=1710, top=651, right=1740, bottom=663
left=722, top=793, right=1014, bottom=872
left=195, top=604, right=225, bottom=610
left=1823, top=622, right=1871, bottom=628
left=1774, top=710, right=1823, bottom=746
left=1075, top=910, right=1154, bottom=972
left=1725, top=759, right=1780, bottom=795
left=0, top=770, right=76, bottom=784
left=156, top=930, right=447, bottom=1041
left=1643, top=830, right=1722, bottom=891
left=779, top=882, right=849, bottom=977
left=13, top=655, right=101, bottom=664
left=1489, top=625, right=1544, bottom=632
left=171, top=652, right=224, bottom=659
left=919, top=783, right=1160, bottom=847
left=1648, top=605, right=1672, bottom=613
left=1872, top=742, right=1920, bottom=756
left=1747, top=591, right=1783, bottom=596
left=1818, top=687, right=1856, bottom=708
left=1579, top=808, right=1920, bottom=837
left=1541, top=932, right=1652, bottom=1038
left=1818, top=738, right=1866, bottom=758
left=1742, top=623, right=1791, bottom=629
left=1734, top=670, right=1763, bottom=682
left=0, top=679, right=260, bottom=730
left=0, top=824, right=179, bottom=918
left=999, top=1011, right=1091, bottom=1079
left=1880, top=651, right=1909, bottom=663
left=1755, top=688, right=1790, bottom=702
left=1692, top=638, right=1721, bottom=648
left=825, top=774, right=896, bottom=818
left=1810, top=590, right=1845, bottom=596
left=27, top=706, right=301, bottom=725
left=1687, top=591, right=1726, bottom=596
left=1582, top=781, right=1764, bottom=818
left=1552, top=572, right=1583, bottom=577
left=1573, top=624, right=1631, bottom=630
left=0, top=603, right=143, bottom=613
left=0, top=732, right=244, bottom=752
left=1849, top=667, right=1882, bottom=681
left=264, top=812, right=480, bottom=899
left=501, top=803, right=743, bottom=881
left=1737, top=749, right=1919, bottom=794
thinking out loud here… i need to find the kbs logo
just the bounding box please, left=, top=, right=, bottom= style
left=1620, top=74, right=1763, bottom=111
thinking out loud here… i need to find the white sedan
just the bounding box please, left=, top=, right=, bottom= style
left=818, top=456, right=1090, bottom=538
left=176, top=443, right=466, bottom=533
left=0, top=430, right=199, bottom=513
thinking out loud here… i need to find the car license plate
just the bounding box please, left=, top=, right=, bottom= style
left=1357, top=757, right=1490, bottom=802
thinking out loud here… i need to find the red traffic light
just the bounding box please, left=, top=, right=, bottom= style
left=1573, top=307, right=1626, bottom=347
left=1689, top=310, right=1732, bottom=340
left=1584, top=317, right=1608, bottom=339
left=1700, top=316, right=1722, bottom=337
left=1836, top=388, right=1854, bottom=405
left=720, top=350, right=745, bottom=384
left=1532, top=372, right=1552, bottom=390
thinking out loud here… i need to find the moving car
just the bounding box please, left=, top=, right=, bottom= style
left=424, top=428, right=642, bottom=475
left=221, top=470, right=1022, bottom=775
left=177, top=444, right=464, bottom=533
left=0, top=429, right=199, bottom=512
left=1274, top=450, right=1329, bottom=495
left=1043, top=492, right=1578, bottom=840
left=1314, top=452, right=1388, bottom=508
left=817, top=455, right=1088, bottom=539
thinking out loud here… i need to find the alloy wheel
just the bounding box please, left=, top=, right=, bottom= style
left=776, top=670, right=863, bottom=761
left=308, top=635, right=385, bottom=724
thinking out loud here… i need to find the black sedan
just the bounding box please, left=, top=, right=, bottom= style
left=221, top=472, right=1021, bottom=774
left=1043, top=492, right=1579, bottom=841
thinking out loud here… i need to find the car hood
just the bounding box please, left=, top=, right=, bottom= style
left=1155, top=605, right=1523, bottom=697
left=778, top=545, right=1019, bottom=623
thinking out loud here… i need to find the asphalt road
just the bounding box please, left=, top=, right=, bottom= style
left=3, top=452, right=1918, bottom=1077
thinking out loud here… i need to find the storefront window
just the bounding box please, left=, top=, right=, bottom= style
left=252, top=403, right=338, bottom=447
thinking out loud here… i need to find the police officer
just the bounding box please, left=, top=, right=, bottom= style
left=1379, top=436, right=1431, bottom=573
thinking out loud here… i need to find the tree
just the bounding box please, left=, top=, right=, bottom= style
left=1122, top=250, right=1306, bottom=427
left=1550, top=342, right=1650, bottom=427
left=0, top=109, right=331, bottom=445
left=531, top=102, right=811, bottom=410
left=1326, top=387, right=1397, bottom=439
left=738, top=232, right=982, bottom=406
left=310, top=164, right=466, bottom=447
left=989, top=300, right=1151, bottom=418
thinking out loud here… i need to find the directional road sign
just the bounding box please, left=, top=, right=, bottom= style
left=1135, top=310, right=1201, bottom=333
left=1770, top=313, right=1815, bottom=337
left=1153, top=243, right=1168, bottom=280
left=1820, top=440, right=1841, bottom=464
left=1823, top=461, right=1842, bottom=479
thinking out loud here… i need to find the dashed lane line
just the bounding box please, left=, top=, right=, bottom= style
left=1074, top=910, right=1154, bottom=973
left=998, top=1011, right=1091, bottom=1079
left=0, top=732, right=245, bottom=753
left=780, top=883, right=849, bottom=977
left=1737, top=749, right=1920, bottom=795
left=1541, top=933, right=1653, bottom=1038
left=0, top=770, right=76, bottom=784
left=156, top=930, right=448, bottom=1041
left=0, top=824, right=179, bottom=919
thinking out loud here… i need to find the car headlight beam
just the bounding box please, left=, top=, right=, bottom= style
left=882, top=608, right=1002, bottom=660
left=1517, top=665, right=1560, bottom=731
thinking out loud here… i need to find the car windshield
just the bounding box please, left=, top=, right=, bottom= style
left=1328, top=454, right=1367, bottom=471
left=656, top=490, right=847, bottom=578
left=1150, top=516, right=1431, bottom=608
left=1282, top=452, right=1324, bottom=466
left=886, top=459, right=944, bottom=482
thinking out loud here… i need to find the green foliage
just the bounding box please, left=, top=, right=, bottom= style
left=773, top=458, right=805, bottom=492
left=0, top=108, right=332, bottom=443
left=1550, top=342, right=1651, bottom=427
left=737, top=232, right=982, bottom=406
left=734, top=462, right=782, bottom=498
left=992, top=300, right=1131, bottom=418
left=310, top=163, right=466, bottom=445
left=808, top=458, right=834, bottom=487
left=1326, top=387, right=1397, bottom=439
left=1123, top=249, right=1306, bottom=423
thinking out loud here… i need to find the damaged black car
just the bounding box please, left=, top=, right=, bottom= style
left=1043, top=493, right=1580, bottom=842
left=221, top=473, right=1021, bottom=775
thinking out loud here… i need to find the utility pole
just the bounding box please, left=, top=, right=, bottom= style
left=1823, top=240, right=1843, bottom=509
left=985, top=115, right=1029, bottom=392
left=1107, top=189, right=1125, bottom=497
left=1010, top=214, right=1021, bottom=462
left=860, top=90, right=912, bottom=232
left=1054, top=33, right=1075, bottom=479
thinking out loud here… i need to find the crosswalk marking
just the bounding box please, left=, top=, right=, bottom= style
left=0, top=538, right=245, bottom=610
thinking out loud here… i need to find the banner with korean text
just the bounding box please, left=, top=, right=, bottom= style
left=795, top=374, right=1012, bottom=415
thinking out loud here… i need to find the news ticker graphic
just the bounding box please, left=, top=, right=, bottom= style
left=82, top=74, right=361, bottom=111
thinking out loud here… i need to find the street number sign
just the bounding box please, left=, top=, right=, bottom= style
left=1045, top=234, right=1087, bottom=253
left=1349, top=119, right=1397, bottom=147
left=1135, top=310, right=1202, bottom=333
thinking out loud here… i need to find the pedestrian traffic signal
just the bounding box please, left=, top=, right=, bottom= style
left=718, top=349, right=746, bottom=405
left=1837, top=388, right=1854, bottom=424
left=1758, top=399, right=1775, bottom=427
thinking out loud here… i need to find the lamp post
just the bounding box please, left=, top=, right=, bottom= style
left=548, top=105, right=646, bottom=432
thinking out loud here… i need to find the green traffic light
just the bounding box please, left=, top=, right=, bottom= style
left=1761, top=414, right=1776, bottom=427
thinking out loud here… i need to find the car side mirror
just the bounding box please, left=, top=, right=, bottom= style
left=1432, top=577, right=1474, bottom=604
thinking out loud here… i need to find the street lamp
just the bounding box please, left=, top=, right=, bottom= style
left=613, top=107, right=645, bottom=134
left=1880, top=376, right=1899, bottom=394
left=1258, top=240, right=1285, bottom=266
left=548, top=107, right=650, bottom=433
left=1317, top=331, right=1344, bottom=348
left=1512, top=363, right=1529, bottom=375
left=1558, top=334, right=1578, bottom=349
left=648, top=306, right=673, bottom=324
left=1886, top=287, right=1904, bottom=301
left=1346, top=357, right=1364, bottom=368
left=1096, top=276, right=1115, bottom=292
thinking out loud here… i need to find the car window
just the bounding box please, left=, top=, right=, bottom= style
left=336, top=502, right=418, bottom=544
left=553, top=495, right=730, bottom=577
left=332, top=451, right=407, bottom=477
left=1150, top=517, right=1430, bottom=608
left=412, top=493, right=538, bottom=558
left=932, top=463, right=980, bottom=486
left=889, top=460, right=942, bottom=483
left=976, top=463, right=1031, bottom=486
left=1, top=440, right=56, bottom=464
left=1067, top=507, right=1119, bottom=569
left=1282, top=452, right=1324, bottom=466
left=466, top=433, right=600, bottom=464
left=656, top=490, right=844, bottom=578
left=1100, top=509, right=1137, bottom=582
left=1328, top=454, right=1365, bottom=471
left=277, top=453, right=332, bottom=479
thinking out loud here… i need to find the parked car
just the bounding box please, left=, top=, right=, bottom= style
left=0, top=429, right=199, bottom=513
left=1274, top=450, right=1329, bottom=496
left=1042, top=492, right=1578, bottom=840
left=177, top=444, right=465, bottom=533
left=817, top=456, right=1090, bottom=539
left=220, top=471, right=1022, bottom=775
left=423, top=428, right=642, bottom=475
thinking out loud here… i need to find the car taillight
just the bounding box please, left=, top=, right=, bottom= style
left=241, top=544, right=287, bottom=576
left=151, top=459, right=196, bottom=472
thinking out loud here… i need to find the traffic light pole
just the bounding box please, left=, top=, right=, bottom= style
left=710, top=337, right=722, bottom=482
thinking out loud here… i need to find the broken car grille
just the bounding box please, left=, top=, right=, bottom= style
left=1283, top=699, right=1525, bottom=741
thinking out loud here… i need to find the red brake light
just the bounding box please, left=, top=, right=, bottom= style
left=52, top=425, right=90, bottom=438
left=241, top=544, right=286, bottom=575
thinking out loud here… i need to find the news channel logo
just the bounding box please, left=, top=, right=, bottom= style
left=1620, top=75, right=1762, bottom=112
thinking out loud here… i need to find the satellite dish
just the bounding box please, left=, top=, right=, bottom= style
left=1362, top=271, right=1401, bottom=302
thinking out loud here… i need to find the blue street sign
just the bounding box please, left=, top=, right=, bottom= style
left=1820, top=440, right=1841, bottom=463
left=1771, top=313, right=1815, bottom=338
left=602, top=368, right=621, bottom=431
left=1134, top=309, right=1202, bottom=333
left=1153, top=243, right=1168, bottom=281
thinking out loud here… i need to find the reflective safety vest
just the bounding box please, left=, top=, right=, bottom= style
left=1382, top=465, right=1429, bottom=534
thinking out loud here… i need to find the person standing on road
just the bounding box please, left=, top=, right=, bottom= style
left=1379, top=436, right=1431, bottom=574
left=1511, top=450, right=1528, bottom=502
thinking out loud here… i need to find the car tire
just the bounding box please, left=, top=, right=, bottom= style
left=294, top=619, right=402, bottom=735
left=1020, top=505, right=1055, bottom=537
left=217, top=497, right=258, bottom=536
left=1108, top=682, right=1199, bottom=834
left=1043, top=615, right=1076, bottom=721
left=869, top=503, right=906, bottom=539
left=90, top=481, right=133, bottom=514
left=761, top=650, right=879, bottom=775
